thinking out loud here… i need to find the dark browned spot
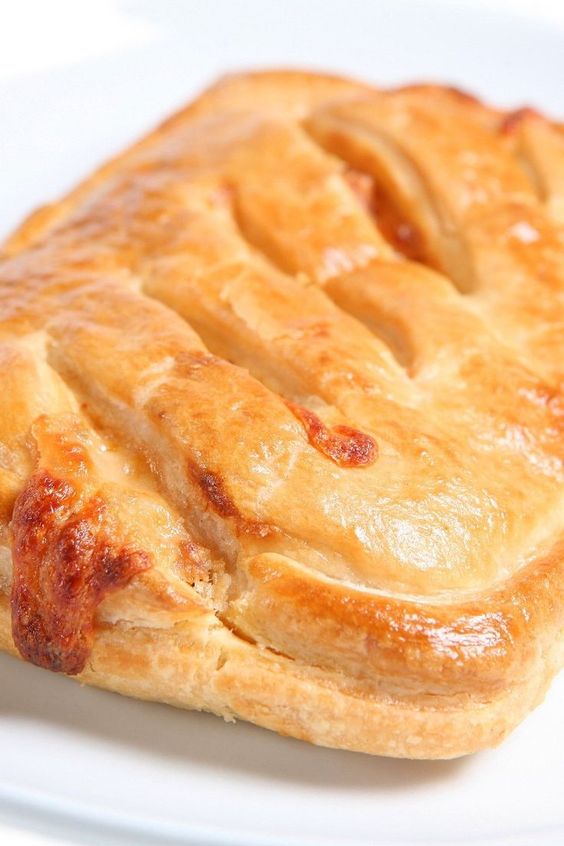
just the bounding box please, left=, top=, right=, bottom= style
left=500, top=107, right=543, bottom=135
left=189, top=464, right=271, bottom=537
left=197, top=470, right=240, bottom=519
left=10, top=470, right=151, bottom=675
left=284, top=400, right=377, bottom=468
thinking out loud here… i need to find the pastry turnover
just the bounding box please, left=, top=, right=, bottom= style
left=0, top=70, right=563, bottom=759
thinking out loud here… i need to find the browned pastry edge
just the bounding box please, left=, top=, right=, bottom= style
left=0, top=592, right=561, bottom=759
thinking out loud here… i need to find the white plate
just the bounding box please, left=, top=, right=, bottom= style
left=0, top=2, right=563, bottom=845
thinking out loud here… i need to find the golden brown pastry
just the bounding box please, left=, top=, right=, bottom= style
left=0, top=70, right=563, bottom=759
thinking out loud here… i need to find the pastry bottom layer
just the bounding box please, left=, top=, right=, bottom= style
left=0, top=593, right=559, bottom=759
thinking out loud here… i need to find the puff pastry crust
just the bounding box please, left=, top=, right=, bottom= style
left=1, top=70, right=563, bottom=758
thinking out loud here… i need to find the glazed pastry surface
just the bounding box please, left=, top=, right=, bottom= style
left=1, top=70, right=563, bottom=758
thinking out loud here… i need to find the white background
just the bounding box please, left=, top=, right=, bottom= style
left=1, top=2, right=563, bottom=845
